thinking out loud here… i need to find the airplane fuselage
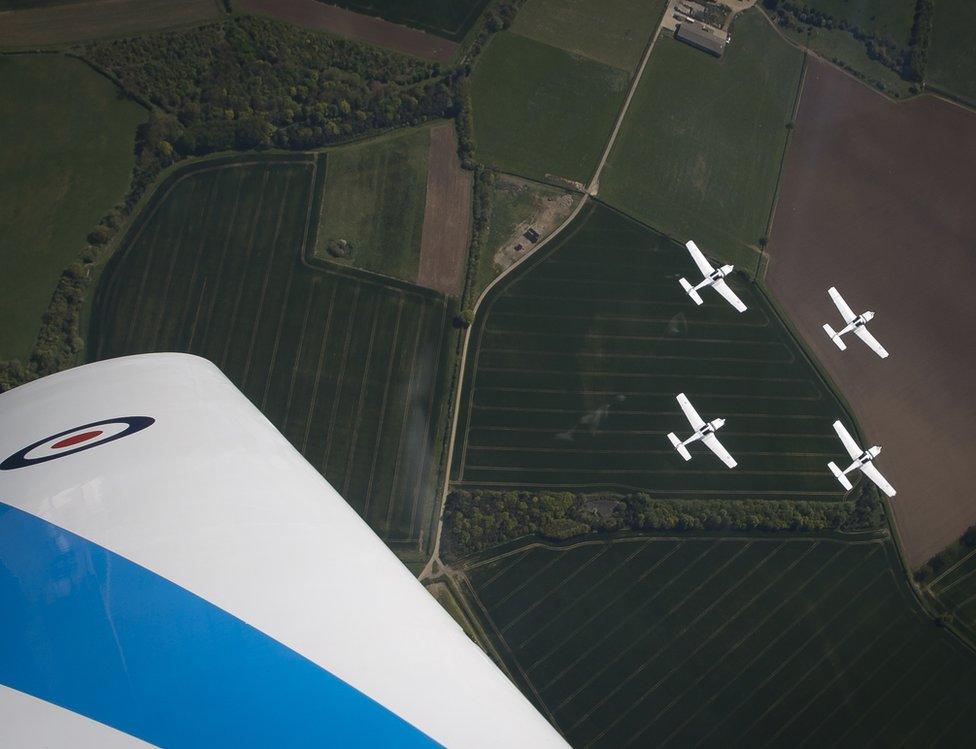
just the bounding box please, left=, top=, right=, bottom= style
left=693, top=264, right=734, bottom=292
left=836, top=311, right=874, bottom=338
left=681, top=418, right=725, bottom=446
left=841, top=446, right=882, bottom=475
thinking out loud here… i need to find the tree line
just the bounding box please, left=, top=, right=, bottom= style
left=443, top=484, right=884, bottom=558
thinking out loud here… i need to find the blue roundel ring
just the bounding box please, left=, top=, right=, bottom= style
left=0, top=416, right=155, bottom=471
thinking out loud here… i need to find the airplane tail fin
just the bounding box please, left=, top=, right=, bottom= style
left=679, top=278, right=704, bottom=306
left=828, top=461, right=854, bottom=491
left=668, top=433, right=692, bottom=461
left=823, top=324, right=847, bottom=350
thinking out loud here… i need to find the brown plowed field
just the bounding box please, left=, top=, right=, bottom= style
left=418, top=122, right=472, bottom=296
left=0, top=0, right=219, bottom=49
left=238, top=0, right=457, bottom=62
left=766, top=60, right=976, bottom=568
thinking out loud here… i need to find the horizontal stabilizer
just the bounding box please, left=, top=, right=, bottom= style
left=828, top=461, right=853, bottom=491
left=679, top=278, right=703, bottom=306
left=823, top=324, right=847, bottom=350
left=668, top=432, right=692, bottom=461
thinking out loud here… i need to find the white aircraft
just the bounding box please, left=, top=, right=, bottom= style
left=667, top=393, right=737, bottom=468
left=827, top=420, right=896, bottom=497
left=823, top=286, right=888, bottom=358
left=678, top=240, right=747, bottom=313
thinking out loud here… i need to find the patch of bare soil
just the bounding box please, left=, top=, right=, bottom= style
left=238, top=0, right=457, bottom=63
left=0, top=0, right=218, bottom=49
left=765, top=59, right=976, bottom=567
left=417, top=122, right=472, bottom=296
left=492, top=177, right=575, bottom=274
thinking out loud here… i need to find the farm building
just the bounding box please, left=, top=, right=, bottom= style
left=676, top=22, right=727, bottom=56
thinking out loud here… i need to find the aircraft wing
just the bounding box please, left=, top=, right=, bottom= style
left=713, top=278, right=748, bottom=313
left=832, top=420, right=862, bottom=460
left=0, top=354, right=568, bottom=749
left=854, top=326, right=889, bottom=358
left=676, top=392, right=706, bottom=430
left=861, top=462, right=897, bottom=497
left=685, top=240, right=714, bottom=276
left=828, top=286, right=856, bottom=323
left=702, top=433, right=737, bottom=468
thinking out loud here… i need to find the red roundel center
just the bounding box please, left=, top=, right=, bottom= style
left=51, top=430, right=104, bottom=450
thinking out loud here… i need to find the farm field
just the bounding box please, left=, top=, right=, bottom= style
left=928, top=0, right=976, bottom=105
left=462, top=534, right=976, bottom=747
left=470, top=31, right=629, bottom=186
left=452, top=202, right=848, bottom=501
left=0, top=0, right=219, bottom=49
left=0, top=54, right=145, bottom=361
left=512, top=0, right=666, bottom=72
left=237, top=0, right=458, bottom=62
left=925, top=550, right=976, bottom=642
left=314, top=127, right=430, bottom=285
left=600, top=10, right=804, bottom=271
left=329, top=0, right=489, bottom=41
left=765, top=59, right=976, bottom=568
left=89, top=155, right=452, bottom=549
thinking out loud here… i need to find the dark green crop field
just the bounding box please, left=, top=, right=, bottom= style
left=926, top=551, right=976, bottom=641
left=928, top=0, right=976, bottom=105
left=453, top=203, right=847, bottom=500
left=470, top=31, right=628, bottom=186
left=90, top=155, right=451, bottom=548
left=463, top=535, right=976, bottom=747
left=600, top=10, right=804, bottom=270
left=329, top=0, right=490, bottom=41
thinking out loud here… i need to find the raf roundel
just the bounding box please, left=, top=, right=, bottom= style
left=0, top=416, right=155, bottom=471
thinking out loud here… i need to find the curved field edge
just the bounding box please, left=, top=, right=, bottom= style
left=448, top=532, right=976, bottom=747
left=88, top=152, right=457, bottom=556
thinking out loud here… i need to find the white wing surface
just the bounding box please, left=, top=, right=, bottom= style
left=828, top=287, right=856, bottom=323
left=861, top=462, right=897, bottom=497
left=702, top=434, right=737, bottom=468
left=685, top=240, right=714, bottom=276
left=832, top=420, right=862, bottom=460
left=677, top=393, right=706, bottom=430
left=713, top=278, right=748, bottom=313
left=854, top=327, right=889, bottom=358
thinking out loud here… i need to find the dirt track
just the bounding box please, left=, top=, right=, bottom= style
left=418, top=123, right=471, bottom=296
left=238, top=0, right=457, bottom=62
left=766, top=60, right=976, bottom=568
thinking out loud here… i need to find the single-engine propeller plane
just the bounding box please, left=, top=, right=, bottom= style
left=823, top=286, right=889, bottom=358
left=827, top=420, right=896, bottom=497
left=678, top=240, right=748, bottom=313
left=667, top=393, right=737, bottom=468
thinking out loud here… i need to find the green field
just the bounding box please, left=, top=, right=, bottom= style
left=452, top=203, right=848, bottom=500
left=926, top=550, right=976, bottom=641
left=793, top=0, right=915, bottom=46
left=314, top=127, right=429, bottom=283
left=512, top=0, right=666, bottom=71
left=462, top=534, right=976, bottom=747
left=90, top=155, right=452, bottom=548
left=928, top=0, right=976, bottom=105
left=330, top=0, right=489, bottom=41
left=601, top=10, right=804, bottom=270
left=470, top=31, right=628, bottom=186
left=0, top=54, right=145, bottom=361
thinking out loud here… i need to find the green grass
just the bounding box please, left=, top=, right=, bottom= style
left=793, top=0, right=916, bottom=47
left=926, top=550, right=976, bottom=642
left=314, top=127, right=430, bottom=284
left=470, top=31, right=629, bottom=185
left=0, top=54, right=145, bottom=361
left=329, top=0, right=490, bottom=41
left=89, top=155, right=452, bottom=549
left=600, top=10, right=804, bottom=270
left=452, top=202, right=848, bottom=500
left=779, top=22, right=913, bottom=97
left=512, top=0, right=667, bottom=71
left=928, top=0, right=976, bottom=105
left=463, top=534, right=976, bottom=747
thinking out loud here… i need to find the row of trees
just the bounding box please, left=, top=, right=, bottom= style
left=443, top=484, right=884, bottom=558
